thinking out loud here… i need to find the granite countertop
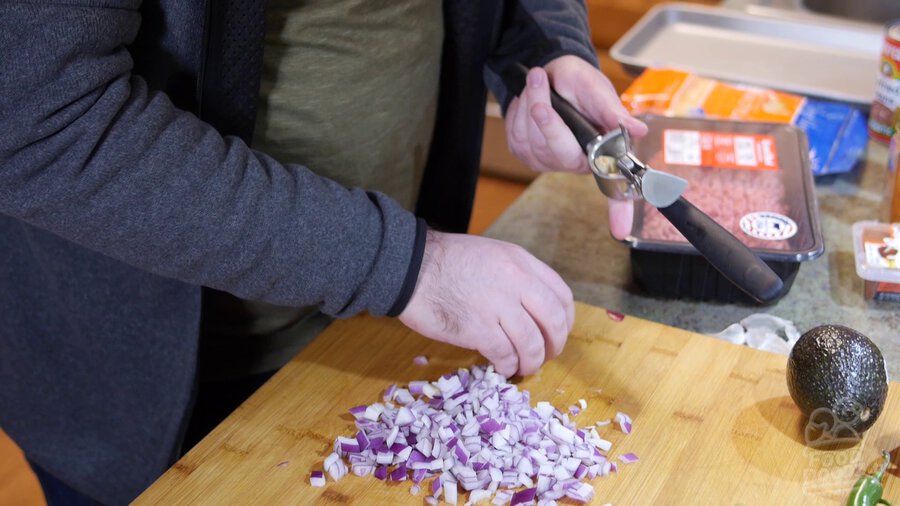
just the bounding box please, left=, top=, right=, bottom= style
left=485, top=141, right=900, bottom=379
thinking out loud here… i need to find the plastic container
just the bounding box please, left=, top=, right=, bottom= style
left=624, top=115, right=825, bottom=304
left=852, top=221, right=900, bottom=301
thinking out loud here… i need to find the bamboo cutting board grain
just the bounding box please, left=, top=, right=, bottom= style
left=134, top=303, right=899, bottom=505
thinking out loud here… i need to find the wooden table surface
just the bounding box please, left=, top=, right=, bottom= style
left=134, top=303, right=899, bottom=505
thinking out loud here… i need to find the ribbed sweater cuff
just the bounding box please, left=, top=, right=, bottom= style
left=386, top=218, right=428, bottom=317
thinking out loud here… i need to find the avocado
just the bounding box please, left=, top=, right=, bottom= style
left=786, top=324, right=889, bottom=435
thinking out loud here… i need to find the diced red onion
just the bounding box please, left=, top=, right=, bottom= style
left=510, top=487, right=536, bottom=505
left=592, top=437, right=612, bottom=453
left=413, top=355, right=429, bottom=366
left=469, top=489, right=493, bottom=504
left=355, top=430, right=370, bottom=451
left=432, top=475, right=442, bottom=495
left=618, top=452, right=639, bottom=464
left=542, top=486, right=566, bottom=501
left=337, top=435, right=359, bottom=454
left=317, top=365, right=638, bottom=503
left=385, top=425, right=400, bottom=447
left=534, top=402, right=554, bottom=420
left=409, top=381, right=427, bottom=395
left=363, top=404, right=384, bottom=422
left=548, top=419, right=576, bottom=445
left=422, top=383, right=441, bottom=398
left=390, top=465, right=408, bottom=481
left=444, top=478, right=459, bottom=504
left=395, top=406, right=415, bottom=426
left=394, top=389, right=414, bottom=405
left=368, top=436, right=384, bottom=451
left=395, top=446, right=413, bottom=463
left=614, top=412, right=633, bottom=434
left=492, top=490, right=513, bottom=505
left=309, top=470, right=326, bottom=487
left=324, top=452, right=347, bottom=481
left=564, top=482, right=595, bottom=503
left=553, top=466, right=571, bottom=481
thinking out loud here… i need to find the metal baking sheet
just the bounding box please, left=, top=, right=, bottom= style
left=611, top=3, right=883, bottom=105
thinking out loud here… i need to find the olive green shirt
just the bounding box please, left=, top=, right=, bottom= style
left=201, top=0, right=443, bottom=379
left=253, top=0, right=444, bottom=210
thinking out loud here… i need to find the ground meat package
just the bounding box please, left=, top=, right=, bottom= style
left=625, top=115, right=824, bottom=303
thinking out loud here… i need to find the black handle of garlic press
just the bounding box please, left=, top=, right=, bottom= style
left=658, top=198, right=784, bottom=303
left=501, top=63, right=601, bottom=150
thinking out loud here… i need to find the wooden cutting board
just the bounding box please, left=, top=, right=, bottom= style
left=134, top=303, right=899, bottom=505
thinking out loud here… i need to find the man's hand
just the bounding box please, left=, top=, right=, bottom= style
left=504, top=55, right=647, bottom=239
left=398, top=231, right=575, bottom=377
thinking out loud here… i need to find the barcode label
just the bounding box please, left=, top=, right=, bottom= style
left=662, top=129, right=779, bottom=171
left=663, top=130, right=701, bottom=166
left=733, top=136, right=757, bottom=166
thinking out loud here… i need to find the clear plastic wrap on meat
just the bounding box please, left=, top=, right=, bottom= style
left=627, top=116, right=819, bottom=257
left=637, top=153, right=792, bottom=250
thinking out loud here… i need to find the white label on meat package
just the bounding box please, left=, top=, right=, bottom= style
left=663, top=130, right=701, bottom=166
left=739, top=212, right=797, bottom=241
left=733, top=136, right=757, bottom=166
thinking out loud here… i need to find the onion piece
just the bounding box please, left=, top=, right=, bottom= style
left=618, top=452, right=639, bottom=464
left=444, top=479, right=459, bottom=504
left=564, top=482, right=595, bottom=503
left=355, top=430, right=370, bottom=451
left=467, top=488, right=492, bottom=505
left=320, top=364, right=638, bottom=504
left=383, top=384, right=397, bottom=402
left=510, top=487, right=536, bottom=505
left=432, top=475, right=442, bottom=497
left=390, top=465, right=408, bottom=481
left=614, top=412, right=633, bottom=434
left=309, top=470, right=326, bottom=487
left=414, top=355, right=429, bottom=365
left=605, top=310, right=625, bottom=321
left=363, top=404, right=384, bottom=422
left=492, top=490, right=513, bottom=505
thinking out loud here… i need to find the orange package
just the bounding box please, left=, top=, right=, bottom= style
left=621, top=68, right=805, bottom=124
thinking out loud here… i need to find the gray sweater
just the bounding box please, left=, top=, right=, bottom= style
left=0, top=0, right=596, bottom=503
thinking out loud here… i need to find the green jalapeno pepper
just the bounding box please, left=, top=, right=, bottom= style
left=847, top=451, right=894, bottom=506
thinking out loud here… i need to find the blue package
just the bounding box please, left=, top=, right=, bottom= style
left=792, top=99, right=868, bottom=176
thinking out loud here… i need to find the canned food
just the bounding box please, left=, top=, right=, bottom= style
left=870, top=22, right=900, bottom=143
